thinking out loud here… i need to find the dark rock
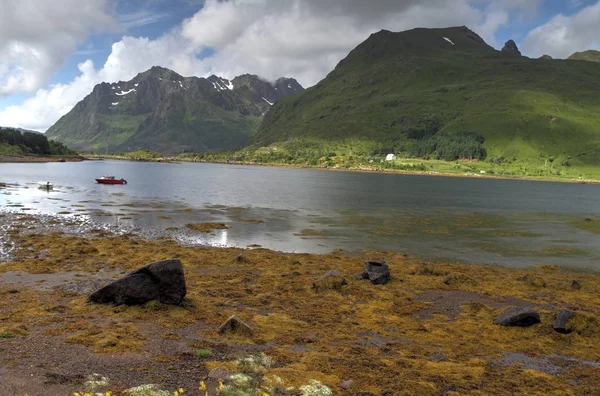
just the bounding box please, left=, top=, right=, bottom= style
left=312, top=270, right=348, bottom=292
left=89, top=259, right=186, bottom=306
left=494, top=307, right=540, bottom=327
left=501, top=39, right=522, bottom=56
left=218, top=315, right=253, bottom=336
left=554, top=309, right=576, bottom=334
left=571, top=280, right=582, bottom=290
left=363, top=260, right=391, bottom=285
left=585, top=217, right=592, bottom=222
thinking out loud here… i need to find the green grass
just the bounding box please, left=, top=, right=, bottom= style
left=0, top=332, right=15, bottom=339
left=571, top=218, right=600, bottom=235
left=195, top=349, right=213, bottom=358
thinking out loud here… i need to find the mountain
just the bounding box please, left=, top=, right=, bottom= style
left=45, top=67, right=303, bottom=154
left=255, top=26, right=600, bottom=168
left=568, top=50, right=600, bottom=63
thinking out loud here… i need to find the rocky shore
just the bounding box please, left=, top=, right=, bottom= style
left=0, top=213, right=599, bottom=395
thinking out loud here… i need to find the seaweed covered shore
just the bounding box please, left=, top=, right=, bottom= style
left=1, top=213, right=600, bottom=395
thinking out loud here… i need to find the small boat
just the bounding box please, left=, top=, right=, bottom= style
left=38, top=181, right=53, bottom=189
left=95, top=175, right=127, bottom=185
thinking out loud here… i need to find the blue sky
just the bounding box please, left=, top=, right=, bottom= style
left=1, top=0, right=600, bottom=131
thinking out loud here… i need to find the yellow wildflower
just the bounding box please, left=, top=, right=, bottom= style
left=174, top=391, right=179, bottom=396
left=179, top=388, right=184, bottom=393
left=217, top=381, right=224, bottom=391
left=74, top=393, right=81, bottom=396
left=199, top=381, right=207, bottom=391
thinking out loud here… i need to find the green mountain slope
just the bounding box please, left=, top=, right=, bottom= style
left=255, top=27, right=600, bottom=173
left=568, top=50, right=600, bottom=63
left=45, top=67, right=303, bottom=154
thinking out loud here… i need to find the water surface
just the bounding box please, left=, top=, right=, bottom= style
left=1, top=161, right=599, bottom=270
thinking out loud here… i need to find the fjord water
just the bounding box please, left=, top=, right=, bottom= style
left=2, top=161, right=600, bottom=270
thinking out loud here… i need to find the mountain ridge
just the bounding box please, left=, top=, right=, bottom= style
left=45, top=67, right=303, bottom=154
left=254, top=25, right=600, bottom=174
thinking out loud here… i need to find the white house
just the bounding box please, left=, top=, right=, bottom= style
left=385, top=154, right=396, bottom=161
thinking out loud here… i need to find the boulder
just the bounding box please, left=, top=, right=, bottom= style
left=494, top=307, right=540, bottom=327
left=312, top=270, right=348, bottom=292
left=362, top=260, right=391, bottom=285
left=554, top=309, right=576, bottom=334
left=571, top=280, right=582, bottom=290
left=501, top=39, right=522, bottom=56
left=89, top=259, right=186, bottom=306
left=218, top=315, right=253, bottom=336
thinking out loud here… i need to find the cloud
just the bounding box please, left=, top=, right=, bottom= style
left=0, top=0, right=114, bottom=96
left=1, top=0, right=530, bottom=132
left=520, top=1, right=600, bottom=58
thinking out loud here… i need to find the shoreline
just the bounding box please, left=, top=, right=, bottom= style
left=0, top=154, right=84, bottom=163
left=1, top=213, right=600, bottom=394
left=83, top=154, right=600, bottom=185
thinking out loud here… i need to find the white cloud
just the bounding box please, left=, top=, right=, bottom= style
left=0, top=0, right=114, bottom=96
left=520, top=1, right=600, bottom=58
left=1, top=0, right=532, bottom=132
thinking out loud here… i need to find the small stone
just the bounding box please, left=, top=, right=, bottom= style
left=218, top=315, right=253, bottom=336
left=208, top=367, right=231, bottom=381
left=363, top=260, right=391, bottom=285
left=312, top=270, right=348, bottom=292
left=102, top=341, right=117, bottom=348
left=494, top=307, right=541, bottom=327
left=571, top=280, right=582, bottom=290
left=353, top=272, right=367, bottom=280
left=340, top=380, right=354, bottom=390
left=554, top=310, right=576, bottom=334
left=585, top=218, right=593, bottom=222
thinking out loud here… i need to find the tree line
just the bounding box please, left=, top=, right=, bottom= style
left=0, top=127, right=75, bottom=156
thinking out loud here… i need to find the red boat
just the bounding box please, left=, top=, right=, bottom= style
left=96, top=175, right=127, bottom=185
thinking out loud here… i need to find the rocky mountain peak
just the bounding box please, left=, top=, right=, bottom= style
left=501, top=40, right=521, bottom=56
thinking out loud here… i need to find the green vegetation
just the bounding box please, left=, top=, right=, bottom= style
left=0, top=332, right=15, bottom=339
left=250, top=27, right=600, bottom=180
left=0, top=127, right=76, bottom=156
left=195, top=348, right=213, bottom=358
left=568, top=50, right=600, bottom=63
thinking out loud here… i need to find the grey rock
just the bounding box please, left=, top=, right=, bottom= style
left=363, top=260, right=391, bottom=285
left=353, top=272, right=368, bottom=280
left=89, top=259, right=186, bottom=306
left=494, top=307, right=540, bottom=327
left=208, top=367, right=231, bottom=381
left=340, top=380, right=354, bottom=390
left=554, top=310, right=576, bottom=334
left=501, top=39, right=522, bottom=56
left=218, top=315, right=253, bottom=336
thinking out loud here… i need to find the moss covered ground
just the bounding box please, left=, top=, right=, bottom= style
left=1, top=220, right=600, bottom=394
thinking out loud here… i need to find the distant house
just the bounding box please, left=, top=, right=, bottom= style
left=385, top=154, right=396, bottom=161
